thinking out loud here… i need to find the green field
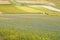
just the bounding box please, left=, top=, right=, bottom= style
left=0, top=4, right=28, bottom=14
left=0, top=0, right=60, bottom=40
left=0, top=4, right=60, bottom=16
left=0, top=15, right=60, bottom=40
left=0, top=4, right=41, bottom=14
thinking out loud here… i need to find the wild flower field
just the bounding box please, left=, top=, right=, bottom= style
left=0, top=15, right=60, bottom=40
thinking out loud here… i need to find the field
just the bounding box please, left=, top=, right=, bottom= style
left=0, top=4, right=28, bottom=14
left=48, top=0, right=60, bottom=9
left=0, top=3, right=60, bottom=40
left=0, top=14, right=60, bottom=40
left=0, top=4, right=60, bottom=16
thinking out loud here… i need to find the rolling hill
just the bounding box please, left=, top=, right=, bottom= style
left=0, top=0, right=60, bottom=15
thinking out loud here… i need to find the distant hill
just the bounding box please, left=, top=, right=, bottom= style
left=10, top=0, right=60, bottom=9
left=47, top=0, right=60, bottom=9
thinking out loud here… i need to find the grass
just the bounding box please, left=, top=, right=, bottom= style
left=27, top=6, right=60, bottom=16
left=0, top=4, right=60, bottom=15
left=0, top=4, right=41, bottom=14
left=0, top=4, right=28, bottom=14
left=0, top=28, right=60, bottom=40
left=54, top=3, right=60, bottom=9
left=0, top=1, right=60, bottom=40
left=48, top=0, right=60, bottom=9
left=15, top=6, right=40, bottom=13
left=0, top=15, right=60, bottom=40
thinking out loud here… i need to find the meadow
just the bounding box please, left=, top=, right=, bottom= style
left=0, top=0, right=60, bottom=40
left=0, top=4, right=60, bottom=16
left=0, top=15, right=60, bottom=40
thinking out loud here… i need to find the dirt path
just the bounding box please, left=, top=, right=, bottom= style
left=28, top=5, right=60, bottom=12
left=41, top=5, right=60, bottom=12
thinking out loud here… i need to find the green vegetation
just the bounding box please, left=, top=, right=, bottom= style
left=0, top=16, right=60, bottom=40
left=54, top=4, right=60, bottom=9
left=0, top=28, right=60, bottom=40
left=0, top=4, right=28, bottom=14
left=27, top=6, right=60, bottom=16
left=0, top=4, right=41, bottom=14
left=47, top=0, right=60, bottom=9
left=0, top=4, right=60, bottom=16
left=0, top=0, right=60, bottom=40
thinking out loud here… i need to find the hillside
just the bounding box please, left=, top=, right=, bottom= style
left=0, top=0, right=60, bottom=15
left=10, top=0, right=60, bottom=9
left=0, top=4, right=60, bottom=16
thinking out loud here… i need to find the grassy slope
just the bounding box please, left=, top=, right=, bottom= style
left=0, top=4, right=60, bottom=15
left=5, top=0, right=60, bottom=9
left=0, top=4, right=28, bottom=14
left=15, top=6, right=41, bottom=13
left=47, top=0, right=60, bottom=9
left=27, top=6, right=60, bottom=15
left=0, top=4, right=41, bottom=14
